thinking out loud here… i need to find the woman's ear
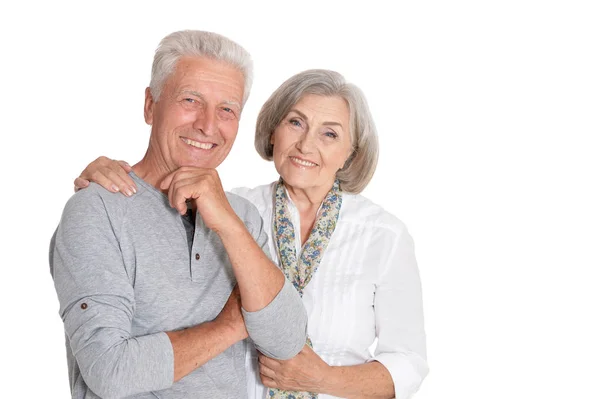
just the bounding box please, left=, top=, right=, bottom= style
left=341, top=147, right=356, bottom=170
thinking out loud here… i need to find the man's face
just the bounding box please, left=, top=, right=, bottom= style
left=144, top=56, right=245, bottom=171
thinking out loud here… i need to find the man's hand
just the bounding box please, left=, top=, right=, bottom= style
left=258, top=344, right=331, bottom=392
left=160, top=167, right=239, bottom=234
left=215, top=285, right=248, bottom=342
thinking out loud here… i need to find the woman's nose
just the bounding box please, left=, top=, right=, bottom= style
left=295, top=132, right=316, bottom=153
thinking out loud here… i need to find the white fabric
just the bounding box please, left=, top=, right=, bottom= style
left=233, top=182, right=429, bottom=399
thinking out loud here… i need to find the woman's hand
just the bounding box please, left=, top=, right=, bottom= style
left=74, top=156, right=136, bottom=196
left=258, top=344, right=331, bottom=393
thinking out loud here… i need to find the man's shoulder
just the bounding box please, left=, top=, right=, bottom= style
left=60, top=183, right=150, bottom=227
left=65, top=183, right=130, bottom=212
left=225, top=190, right=262, bottom=222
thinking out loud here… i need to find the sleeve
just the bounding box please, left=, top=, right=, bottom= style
left=51, top=191, right=174, bottom=398
left=241, top=208, right=307, bottom=360
left=369, top=226, right=429, bottom=399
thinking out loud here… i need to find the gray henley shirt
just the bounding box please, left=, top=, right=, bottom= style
left=50, top=172, right=307, bottom=398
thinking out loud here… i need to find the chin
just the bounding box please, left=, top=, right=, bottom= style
left=280, top=174, right=316, bottom=190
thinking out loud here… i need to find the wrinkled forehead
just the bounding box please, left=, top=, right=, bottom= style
left=166, top=56, right=245, bottom=102
left=290, top=94, right=354, bottom=137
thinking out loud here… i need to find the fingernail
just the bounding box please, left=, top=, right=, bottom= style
left=131, top=186, right=137, bottom=194
left=111, top=185, right=119, bottom=192
left=125, top=189, right=133, bottom=197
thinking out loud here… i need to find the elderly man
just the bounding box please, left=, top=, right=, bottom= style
left=50, top=30, right=307, bottom=398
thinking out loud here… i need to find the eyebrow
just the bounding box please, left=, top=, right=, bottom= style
left=288, top=109, right=344, bottom=128
left=181, top=90, right=242, bottom=111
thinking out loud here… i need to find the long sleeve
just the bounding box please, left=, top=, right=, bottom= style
left=370, top=226, right=429, bottom=399
left=51, top=190, right=174, bottom=398
left=240, top=208, right=307, bottom=360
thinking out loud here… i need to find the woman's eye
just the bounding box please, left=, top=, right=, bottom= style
left=289, top=118, right=302, bottom=127
left=324, top=131, right=338, bottom=139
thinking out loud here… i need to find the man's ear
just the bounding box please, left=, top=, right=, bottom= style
left=144, top=87, right=154, bottom=125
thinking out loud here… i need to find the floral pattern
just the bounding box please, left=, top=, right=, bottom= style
left=267, top=178, right=342, bottom=399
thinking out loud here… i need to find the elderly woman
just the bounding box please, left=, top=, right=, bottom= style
left=74, top=69, right=428, bottom=399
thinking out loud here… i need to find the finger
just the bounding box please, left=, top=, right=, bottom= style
left=159, top=169, right=178, bottom=191
left=168, top=177, right=191, bottom=215
left=79, top=156, right=112, bottom=181
left=258, top=353, right=281, bottom=369
left=260, top=375, right=277, bottom=388
left=108, top=161, right=136, bottom=194
left=102, top=169, right=137, bottom=196
left=170, top=176, right=209, bottom=215
left=160, top=167, right=209, bottom=191
left=117, top=160, right=133, bottom=173
left=73, top=177, right=90, bottom=192
left=86, top=172, right=121, bottom=193
left=259, top=362, right=276, bottom=379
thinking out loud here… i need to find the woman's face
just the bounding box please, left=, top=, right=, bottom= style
left=271, top=94, right=353, bottom=193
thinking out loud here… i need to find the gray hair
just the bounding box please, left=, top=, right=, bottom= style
left=255, top=69, right=379, bottom=194
left=149, top=30, right=253, bottom=106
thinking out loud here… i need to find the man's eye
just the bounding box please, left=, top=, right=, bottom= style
left=218, top=107, right=236, bottom=120
left=184, top=98, right=195, bottom=103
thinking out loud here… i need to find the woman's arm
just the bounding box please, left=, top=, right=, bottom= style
left=74, top=156, right=137, bottom=195
left=259, top=345, right=395, bottom=398
left=258, top=224, right=428, bottom=399
left=370, top=225, right=429, bottom=398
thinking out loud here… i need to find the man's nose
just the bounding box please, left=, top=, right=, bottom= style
left=193, top=109, right=218, bottom=136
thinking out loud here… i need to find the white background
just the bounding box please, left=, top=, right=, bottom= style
left=1, top=1, right=599, bottom=398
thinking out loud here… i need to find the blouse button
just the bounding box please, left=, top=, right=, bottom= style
left=80, top=303, right=88, bottom=310
left=195, top=253, right=200, bottom=260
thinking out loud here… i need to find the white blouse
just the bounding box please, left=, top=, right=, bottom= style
left=232, top=182, right=428, bottom=399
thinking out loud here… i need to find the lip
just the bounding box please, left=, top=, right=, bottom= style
left=181, top=137, right=217, bottom=150
left=289, top=155, right=319, bottom=168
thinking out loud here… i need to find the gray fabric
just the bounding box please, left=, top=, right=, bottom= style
left=50, top=172, right=307, bottom=398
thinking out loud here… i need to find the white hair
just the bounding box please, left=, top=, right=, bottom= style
left=149, top=30, right=253, bottom=105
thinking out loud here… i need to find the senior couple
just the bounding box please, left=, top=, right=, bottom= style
left=50, top=30, right=428, bottom=399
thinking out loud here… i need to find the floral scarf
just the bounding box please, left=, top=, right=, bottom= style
left=267, top=178, right=343, bottom=399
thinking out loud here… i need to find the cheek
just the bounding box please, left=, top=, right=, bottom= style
left=221, top=121, right=239, bottom=141
left=322, top=148, right=349, bottom=169
left=157, top=105, right=194, bottom=129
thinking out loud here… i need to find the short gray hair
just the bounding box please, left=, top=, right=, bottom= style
left=255, top=69, right=379, bottom=194
left=149, top=30, right=253, bottom=106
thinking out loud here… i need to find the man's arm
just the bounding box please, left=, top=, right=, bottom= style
left=218, top=215, right=307, bottom=359
left=52, top=189, right=247, bottom=397
left=167, top=286, right=248, bottom=381
left=160, top=168, right=308, bottom=359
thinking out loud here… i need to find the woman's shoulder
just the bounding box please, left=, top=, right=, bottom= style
left=340, top=192, right=409, bottom=235
left=229, top=182, right=276, bottom=210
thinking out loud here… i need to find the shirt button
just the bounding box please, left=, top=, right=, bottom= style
left=80, top=303, right=88, bottom=310
left=195, top=253, right=200, bottom=260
